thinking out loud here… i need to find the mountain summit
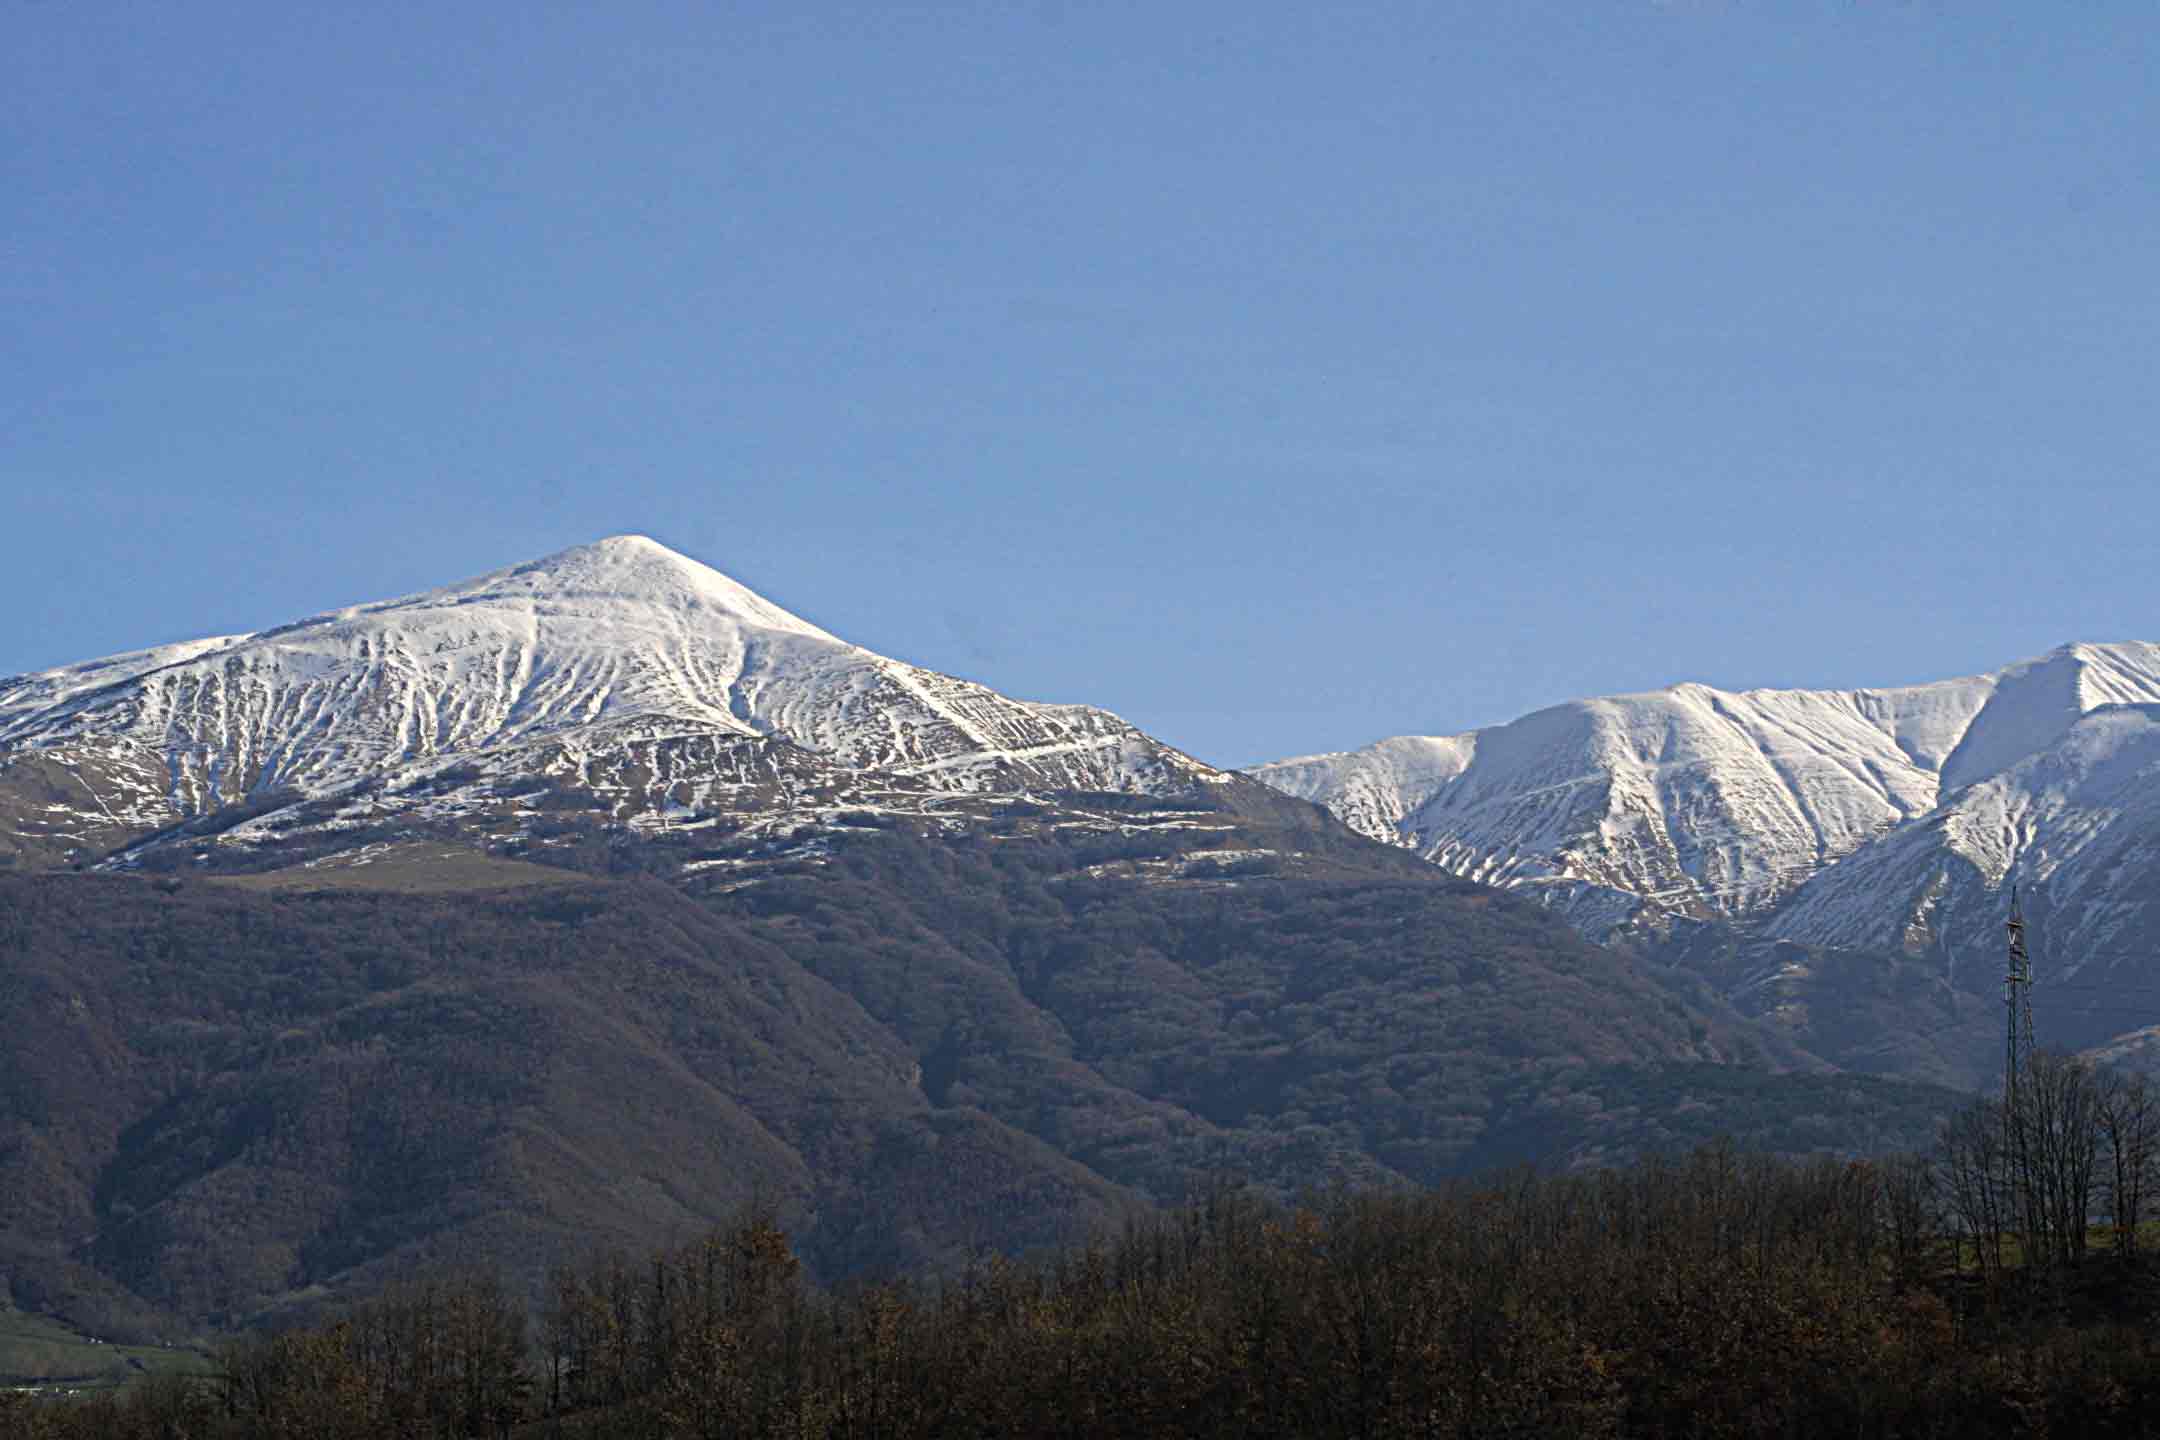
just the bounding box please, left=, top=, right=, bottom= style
left=422, top=533, right=845, bottom=641
left=0, top=536, right=1230, bottom=867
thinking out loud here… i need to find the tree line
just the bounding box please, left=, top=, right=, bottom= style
left=13, top=1082, right=2160, bottom=1440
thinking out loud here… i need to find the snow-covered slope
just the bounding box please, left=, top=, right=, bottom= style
left=0, top=536, right=1229, bottom=863
left=1769, top=702, right=2160, bottom=979
left=1255, top=643, right=2160, bottom=938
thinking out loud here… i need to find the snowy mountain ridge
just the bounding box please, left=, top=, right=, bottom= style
left=1254, top=642, right=2160, bottom=948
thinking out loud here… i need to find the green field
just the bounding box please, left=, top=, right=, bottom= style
left=205, top=840, right=582, bottom=894
left=0, top=1310, right=211, bottom=1396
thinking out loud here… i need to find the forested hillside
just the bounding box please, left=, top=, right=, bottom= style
left=0, top=803, right=1964, bottom=1343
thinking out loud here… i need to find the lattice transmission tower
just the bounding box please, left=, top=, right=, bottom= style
left=2003, top=885, right=2037, bottom=1218
left=2003, top=886, right=2036, bottom=1106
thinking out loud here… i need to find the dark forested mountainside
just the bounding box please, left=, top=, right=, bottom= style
left=1624, top=919, right=1994, bottom=1089
left=1, top=802, right=1966, bottom=1344
left=0, top=868, right=1133, bottom=1342
left=1621, top=910, right=2160, bottom=1094
left=685, top=823, right=1956, bottom=1187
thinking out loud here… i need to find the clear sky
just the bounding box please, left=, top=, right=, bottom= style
left=6, top=2, right=2156, bottom=767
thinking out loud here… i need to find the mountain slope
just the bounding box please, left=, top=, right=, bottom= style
left=0, top=867, right=1140, bottom=1335
left=1769, top=703, right=2160, bottom=1008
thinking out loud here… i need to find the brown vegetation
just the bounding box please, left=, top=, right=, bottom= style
left=14, top=1138, right=2160, bottom=1439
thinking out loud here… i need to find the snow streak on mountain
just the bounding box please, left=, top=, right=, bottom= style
left=1255, top=643, right=2160, bottom=953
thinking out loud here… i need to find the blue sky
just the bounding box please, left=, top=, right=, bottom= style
left=6, top=2, right=2156, bottom=766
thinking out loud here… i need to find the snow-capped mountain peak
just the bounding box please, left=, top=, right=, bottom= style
left=0, top=537, right=1228, bottom=863
left=362, top=535, right=843, bottom=645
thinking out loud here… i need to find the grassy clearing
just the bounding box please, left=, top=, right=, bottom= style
left=0, top=1310, right=211, bottom=1396
left=1937, top=1218, right=2160, bottom=1275
left=206, top=842, right=581, bottom=894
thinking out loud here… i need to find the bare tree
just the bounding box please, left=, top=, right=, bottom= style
left=2018, top=1048, right=2103, bottom=1268
left=2096, top=1065, right=2160, bottom=1259
left=1879, top=1151, right=1939, bottom=1282
left=1940, top=1097, right=2007, bottom=1280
